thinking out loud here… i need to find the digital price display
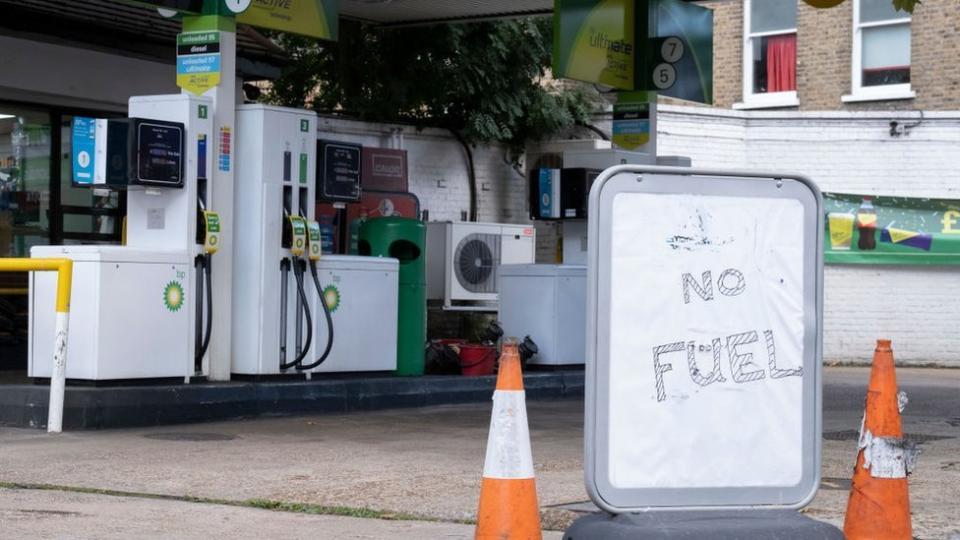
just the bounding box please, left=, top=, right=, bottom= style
left=136, top=120, right=184, bottom=187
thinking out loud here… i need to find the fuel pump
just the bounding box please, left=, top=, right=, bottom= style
left=232, top=105, right=319, bottom=377
left=29, top=94, right=217, bottom=382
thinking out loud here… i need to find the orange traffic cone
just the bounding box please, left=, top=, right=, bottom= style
left=475, top=340, right=542, bottom=540
left=843, top=339, right=917, bottom=540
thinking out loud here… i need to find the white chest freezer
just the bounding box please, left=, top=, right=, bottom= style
left=497, top=264, right=586, bottom=366
left=309, top=255, right=399, bottom=373
left=29, top=246, right=193, bottom=381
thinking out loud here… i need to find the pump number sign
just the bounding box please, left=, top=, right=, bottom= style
left=585, top=166, right=823, bottom=511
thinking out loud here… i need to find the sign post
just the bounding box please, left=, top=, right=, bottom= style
left=570, top=166, right=842, bottom=538
left=176, top=7, right=238, bottom=381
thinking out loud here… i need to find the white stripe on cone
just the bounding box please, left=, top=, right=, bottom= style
left=482, top=390, right=534, bottom=479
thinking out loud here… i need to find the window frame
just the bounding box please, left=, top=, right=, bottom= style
left=736, top=0, right=800, bottom=110
left=843, top=0, right=914, bottom=103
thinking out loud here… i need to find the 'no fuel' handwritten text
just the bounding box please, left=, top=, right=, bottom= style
left=652, top=269, right=803, bottom=402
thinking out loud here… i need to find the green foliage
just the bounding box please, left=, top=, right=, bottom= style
left=892, top=0, right=920, bottom=12
left=265, top=18, right=598, bottom=157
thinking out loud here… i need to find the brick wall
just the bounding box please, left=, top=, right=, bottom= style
left=698, top=0, right=742, bottom=110
left=795, top=1, right=853, bottom=110
left=823, top=266, right=960, bottom=365
left=650, top=104, right=960, bottom=365
left=704, top=0, right=960, bottom=111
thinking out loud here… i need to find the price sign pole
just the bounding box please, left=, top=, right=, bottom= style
left=568, top=165, right=844, bottom=539
left=174, top=1, right=247, bottom=381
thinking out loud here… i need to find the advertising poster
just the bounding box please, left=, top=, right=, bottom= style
left=238, top=0, right=339, bottom=41
left=553, top=0, right=636, bottom=90
left=824, top=192, right=960, bottom=265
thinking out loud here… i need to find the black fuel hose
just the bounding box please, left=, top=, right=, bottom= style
left=297, top=260, right=334, bottom=371
left=280, top=259, right=313, bottom=370
left=194, top=254, right=213, bottom=366
left=293, top=259, right=313, bottom=364
left=194, top=255, right=204, bottom=371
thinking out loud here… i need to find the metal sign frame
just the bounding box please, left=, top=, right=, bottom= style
left=585, top=165, right=823, bottom=512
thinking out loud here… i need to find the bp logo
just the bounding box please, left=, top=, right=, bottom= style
left=322, top=285, right=341, bottom=313
left=163, top=281, right=185, bottom=312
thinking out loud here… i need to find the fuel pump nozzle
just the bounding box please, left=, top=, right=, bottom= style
left=297, top=218, right=334, bottom=371
left=279, top=212, right=313, bottom=371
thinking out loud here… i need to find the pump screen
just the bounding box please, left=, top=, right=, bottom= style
left=317, top=140, right=361, bottom=202
left=137, top=122, right=184, bottom=186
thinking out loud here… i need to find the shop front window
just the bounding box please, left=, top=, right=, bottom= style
left=0, top=107, right=51, bottom=257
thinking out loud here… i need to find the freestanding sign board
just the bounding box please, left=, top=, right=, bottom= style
left=585, top=166, right=823, bottom=511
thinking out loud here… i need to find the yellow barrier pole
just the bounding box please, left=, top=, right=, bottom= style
left=0, top=258, right=73, bottom=433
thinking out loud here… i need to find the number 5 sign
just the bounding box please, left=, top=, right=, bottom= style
left=585, top=165, right=824, bottom=511
left=652, top=36, right=682, bottom=90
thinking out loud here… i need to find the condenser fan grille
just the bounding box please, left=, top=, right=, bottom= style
left=454, top=233, right=500, bottom=294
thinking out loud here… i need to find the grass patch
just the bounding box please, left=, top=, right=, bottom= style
left=0, top=481, right=472, bottom=525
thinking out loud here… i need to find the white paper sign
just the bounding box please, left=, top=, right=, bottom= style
left=606, top=192, right=805, bottom=489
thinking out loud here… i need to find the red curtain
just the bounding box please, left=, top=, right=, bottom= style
left=766, top=34, right=797, bottom=92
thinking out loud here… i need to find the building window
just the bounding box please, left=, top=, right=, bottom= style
left=737, top=0, right=799, bottom=109
left=844, top=0, right=913, bottom=102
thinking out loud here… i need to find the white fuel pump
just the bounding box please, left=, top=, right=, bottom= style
left=29, top=94, right=218, bottom=381
left=232, top=105, right=327, bottom=377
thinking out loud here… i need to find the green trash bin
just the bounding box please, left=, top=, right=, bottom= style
left=358, top=217, right=426, bottom=376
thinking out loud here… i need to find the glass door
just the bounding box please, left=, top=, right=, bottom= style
left=0, top=107, right=51, bottom=257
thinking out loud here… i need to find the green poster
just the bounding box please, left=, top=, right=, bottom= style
left=824, top=192, right=960, bottom=265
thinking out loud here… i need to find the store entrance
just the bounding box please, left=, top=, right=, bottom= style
left=0, top=104, right=124, bottom=378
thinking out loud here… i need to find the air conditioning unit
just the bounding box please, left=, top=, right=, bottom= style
left=427, top=221, right=536, bottom=309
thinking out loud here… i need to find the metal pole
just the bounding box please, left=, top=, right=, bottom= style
left=47, top=259, right=72, bottom=434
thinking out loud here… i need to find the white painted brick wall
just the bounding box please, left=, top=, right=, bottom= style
left=315, top=116, right=529, bottom=225
left=824, top=266, right=960, bottom=364
left=651, top=105, right=960, bottom=365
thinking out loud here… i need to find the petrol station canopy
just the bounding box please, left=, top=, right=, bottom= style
left=340, top=0, right=552, bottom=26
left=0, top=0, right=559, bottom=75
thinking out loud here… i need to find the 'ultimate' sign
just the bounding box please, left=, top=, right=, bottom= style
left=585, top=167, right=823, bottom=511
